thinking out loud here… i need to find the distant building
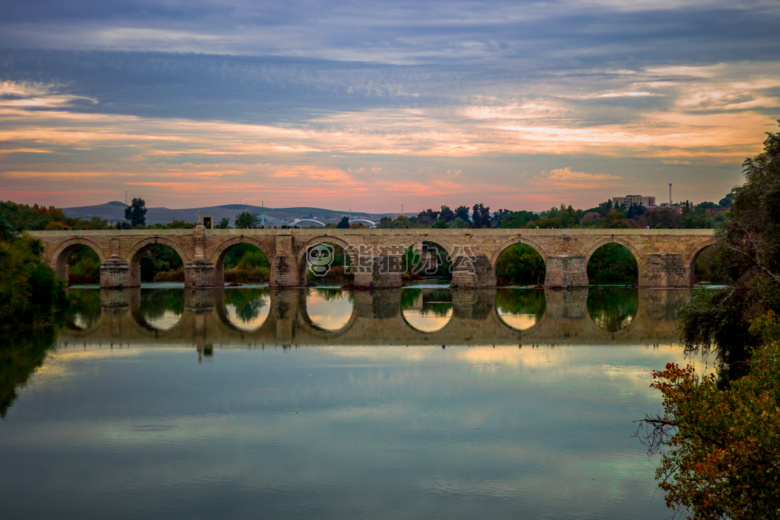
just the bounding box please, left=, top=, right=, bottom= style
left=612, top=195, right=656, bottom=210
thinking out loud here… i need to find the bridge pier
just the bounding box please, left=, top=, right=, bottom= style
left=452, top=253, right=496, bottom=288
left=100, top=259, right=133, bottom=289
left=640, top=253, right=688, bottom=287
left=184, top=260, right=218, bottom=288
left=353, top=255, right=403, bottom=289
left=545, top=255, right=588, bottom=287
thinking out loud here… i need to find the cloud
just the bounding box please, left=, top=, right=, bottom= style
left=544, top=168, right=620, bottom=182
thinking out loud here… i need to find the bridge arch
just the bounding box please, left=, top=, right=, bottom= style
left=584, top=237, right=641, bottom=286
left=126, top=237, right=190, bottom=286
left=51, top=238, right=108, bottom=283
left=211, top=237, right=273, bottom=286
left=295, top=235, right=358, bottom=286
left=687, top=237, right=721, bottom=285
left=491, top=238, right=548, bottom=286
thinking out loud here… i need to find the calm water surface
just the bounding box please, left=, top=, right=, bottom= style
left=0, top=287, right=711, bottom=519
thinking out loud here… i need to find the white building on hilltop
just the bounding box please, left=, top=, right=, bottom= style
left=612, top=195, right=656, bottom=210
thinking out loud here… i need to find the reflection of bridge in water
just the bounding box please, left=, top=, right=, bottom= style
left=58, top=288, right=690, bottom=355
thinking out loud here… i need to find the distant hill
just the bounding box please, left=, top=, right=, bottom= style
left=62, top=202, right=403, bottom=226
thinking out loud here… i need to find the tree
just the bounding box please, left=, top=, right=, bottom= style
left=124, top=197, right=147, bottom=227
left=471, top=203, right=491, bottom=228
left=439, top=205, right=455, bottom=222
left=234, top=211, right=259, bottom=229
left=215, top=217, right=231, bottom=229
left=639, top=123, right=780, bottom=519
left=454, top=205, right=470, bottom=222
left=603, top=208, right=628, bottom=229
left=639, top=316, right=780, bottom=519
left=336, top=216, right=350, bottom=229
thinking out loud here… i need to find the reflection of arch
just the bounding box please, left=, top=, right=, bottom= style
left=490, top=237, right=549, bottom=270
left=586, top=288, right=639, bottom=333
left=295, top=236, right=358, bottom=286
left=219, top=292, right=271, bottom=332
left=401, top=289, right=454, bottom=333
left=130, top=306, right=184, bottom=334
left=299, top=290, right=358, bottom=335
left=494, top=290, right=546, bottom=333
left=127, top=237, right=191, bottom=265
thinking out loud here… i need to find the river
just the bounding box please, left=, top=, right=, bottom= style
left=0, top=286, right=710, bottom=519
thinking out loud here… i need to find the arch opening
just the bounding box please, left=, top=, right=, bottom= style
left=586, top=243, right=638, bottom=286
left=304, top=288, right=354, bottom=331
left=131, top=243, right=185, bottom=285
left=691, top=244, right=731, bottom=285
left=402, top=241, right=452, bottom=285
left=494, top=242, right=546, bottom=287
left=61, top=244, right=102, bottom=286
left=401, top=288, right=453, bottom=333
left=224, top=288, right=271, bottom=331
left=218, top=243, right=271, bottom=286
left=495, top=288, right=546, bottom=331
left=137, top=288, right=184, bottom=331
left=301, top=241, right=355, bottom=287
left=587, top=287, right=638, bottom=332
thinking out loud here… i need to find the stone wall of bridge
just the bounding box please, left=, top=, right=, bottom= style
left=30, top=227, right=716, bottom=289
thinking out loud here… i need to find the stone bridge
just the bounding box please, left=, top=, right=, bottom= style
left=30, top=227, right=716, bottom=289
left=57, top=288, right=688, bottom=353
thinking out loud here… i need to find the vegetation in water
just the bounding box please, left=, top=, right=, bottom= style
left=587, top=288, right=638, bottom=332
left=495, top=288, right=546, bottom=321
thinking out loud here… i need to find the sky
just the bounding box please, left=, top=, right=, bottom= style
left=0, top=0, right=779, bottom=212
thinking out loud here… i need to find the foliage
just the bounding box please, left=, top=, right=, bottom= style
left=140, top=244, right=184, bottom=282
left=500, top=210, right=538, bottom=228
left=692, top=246, right=731, bottom=284
left=234, top=211, right=259, bottom=229
left=0, top=201, right=108, bottom=231
left=471, top=203, right=491, bottom=228
left=336, top=216, right=350, bottom=228
left=495, top=243, right=546, bottom=285
left=67, top=245, right=101, bottom=284
left=641, top=330, right=780, bottom=519
left=0, top=234, right=66, bottom=325
left=224, top=243, right=270, bottom=269
left=586, top=243, right=638, bottom=285
left=125, top=197, right=147, bottom=227
left=603, top=208, right=629, bottom=228
left=215, top=217, right=231, bottom=229
left=677, top=123, right=780, bottom=362
left=454, top=205, right=470, bottom=222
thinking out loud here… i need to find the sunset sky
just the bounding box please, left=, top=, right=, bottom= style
left=1, top=0, right=778, bottom=212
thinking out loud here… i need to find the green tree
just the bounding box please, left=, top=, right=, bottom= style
left=124, top=197, right=147, bottom=227
left=471, top=203, right=490, bottom=228
left=234, top=211, right=259, bottom=229
left=454, top=205, right=470, bottom=222
left=336, top=216, right=350, bottom=229
left=439, top=205, right=455, bottom=222
left=215, top=217, right=231, bottom=229
left=603, top=208, right=629, bottom=229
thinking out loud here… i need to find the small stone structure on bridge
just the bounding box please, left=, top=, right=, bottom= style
left=30, top=226, right=716, bottom=289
